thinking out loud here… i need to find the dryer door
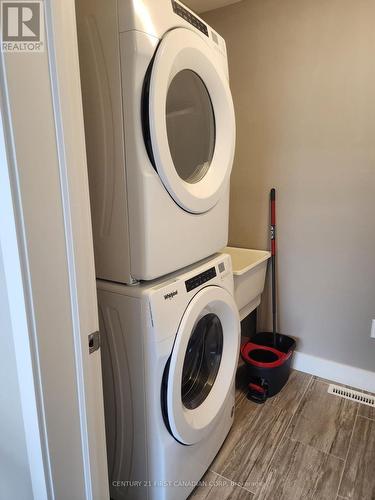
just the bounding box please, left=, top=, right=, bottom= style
left=143, top=28, right=236, bottom=214
left=166, top=286, right=240, bottom=445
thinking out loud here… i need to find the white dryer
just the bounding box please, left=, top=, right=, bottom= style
left=97, top=254, right=240, bottom=500
left=76, top=0, right=236, bottom=284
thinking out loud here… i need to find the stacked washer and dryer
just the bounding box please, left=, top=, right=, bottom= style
left=76, top=1, right=239, bottom=499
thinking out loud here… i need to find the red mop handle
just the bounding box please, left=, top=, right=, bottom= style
left=270, top=188, right=277, bottom=339
left=270, top=188, right=276, bottom=256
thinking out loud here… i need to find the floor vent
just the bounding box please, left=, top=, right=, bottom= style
left=328, top=384, right=375, bottom=407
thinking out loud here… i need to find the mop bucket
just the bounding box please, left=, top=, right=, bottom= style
left=240, top=188, right=297, bottom=403
left=240, top=332, right=296, bottom=403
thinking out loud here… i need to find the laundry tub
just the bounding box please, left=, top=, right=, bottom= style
left=223, top=247, right=271, bottom=320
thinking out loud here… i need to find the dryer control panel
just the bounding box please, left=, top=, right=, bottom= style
left=172, top=1, right=209, bottom=37
left=185, top=267, right=217, bottom=292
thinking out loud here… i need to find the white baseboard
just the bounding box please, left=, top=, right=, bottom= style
left=292, top=351, right=375, bottom=394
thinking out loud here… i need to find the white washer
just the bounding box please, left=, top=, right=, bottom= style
left=76, top=0, right=236, bottom=284
left=97, top=254, right=240, bottom=500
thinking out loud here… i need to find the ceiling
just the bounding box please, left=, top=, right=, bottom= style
left=183, top=0, right=243, bottom=14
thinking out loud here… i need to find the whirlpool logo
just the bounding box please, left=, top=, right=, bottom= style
left=164, top=290, right=178, bottom=301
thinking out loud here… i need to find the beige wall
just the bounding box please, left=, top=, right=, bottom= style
left=204, top=0, right=375, bottom=371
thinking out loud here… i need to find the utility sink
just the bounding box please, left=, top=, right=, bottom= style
left=223, top=247, right=271, bottom=320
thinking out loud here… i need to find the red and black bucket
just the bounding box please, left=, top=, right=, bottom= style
left=241, top=189, right=296, bottom=403
left=241, top=332, right=296, bottom=403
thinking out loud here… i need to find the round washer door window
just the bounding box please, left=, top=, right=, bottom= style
left=146, top=28, right=236, bottom=214
left=166, top=286, right=240, bottom=445
left=181, top=313, right=223, bottom=410
left=166, top=70, right=215, bottom=184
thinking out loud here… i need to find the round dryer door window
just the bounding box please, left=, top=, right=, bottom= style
left=165, top=286, right=240, bottom=445
left=166, top=70, right=215, bottom=184
left=144, top=28, right=236, bottom=214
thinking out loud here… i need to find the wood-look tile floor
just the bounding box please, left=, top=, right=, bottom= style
left=189, top=370, right=375, bottom=500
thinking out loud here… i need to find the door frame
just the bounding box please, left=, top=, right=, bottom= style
left=0, top=1, right=109, bottom=498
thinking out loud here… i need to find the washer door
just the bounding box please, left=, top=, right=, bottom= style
left=166, top=286, right=240, bottom=445
left=144, top=28, right=236, bottom=214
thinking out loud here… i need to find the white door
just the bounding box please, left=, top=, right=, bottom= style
left=144, top=28, right=236, bottom=214
left=0, top=0, right=108, bottom=498
left=166, top=286, right=240, bottom=445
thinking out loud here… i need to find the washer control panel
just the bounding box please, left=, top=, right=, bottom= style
left=172, top=1, right=209, bottom=37
left=185, top=267, right=217, bottom=292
